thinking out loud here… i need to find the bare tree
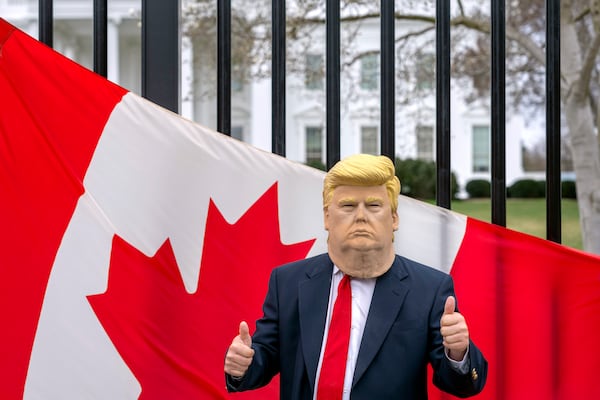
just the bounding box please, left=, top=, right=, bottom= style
left=449, top=0, right=600, bottom=253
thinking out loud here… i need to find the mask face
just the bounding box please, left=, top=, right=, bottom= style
left=324, top=184, right=398, bottom=278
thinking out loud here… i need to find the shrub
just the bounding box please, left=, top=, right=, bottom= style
left=305, top=159, right=327, bottom=171
left=562, top=180, right=577, bottom=199
left=394, top=158, right=458, bottom=200
left=508, top=179, right=545, bottom=198
left=465, top=179, right=491, bottom=198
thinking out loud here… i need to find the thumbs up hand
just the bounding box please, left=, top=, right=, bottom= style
left=224, top=321, right=255, bottom=378
left=440, top=296, right=469, bottom=361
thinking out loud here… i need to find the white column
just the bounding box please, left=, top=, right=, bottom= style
left=107, top=19, right=120, bottom=84
left=180, top=35, right=194, bottom=120
left=250, top=78, right=271, bottom=151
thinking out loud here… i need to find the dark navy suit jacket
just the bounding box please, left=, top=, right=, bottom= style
left=226, top=253, right=487, bottom=399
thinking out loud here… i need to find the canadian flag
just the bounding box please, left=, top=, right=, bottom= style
left=2, top=19, right=600, bottom=399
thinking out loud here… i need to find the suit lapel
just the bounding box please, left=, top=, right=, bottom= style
left=298, top=256, right=333, bottom=391
left=352, top=259, right=409, bottom=387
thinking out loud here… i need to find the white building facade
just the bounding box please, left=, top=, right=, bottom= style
left=2, top=0, right=540, bottom=196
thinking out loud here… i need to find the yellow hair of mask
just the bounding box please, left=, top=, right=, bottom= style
left=323, top=154, right=401, bottom=214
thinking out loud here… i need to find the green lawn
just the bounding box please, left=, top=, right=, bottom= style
left=449, top=198, right=582, bottom=250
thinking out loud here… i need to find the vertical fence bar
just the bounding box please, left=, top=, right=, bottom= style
left=38, top=0, right=53, bottom=47
left=326, top=0, right=341, bottom=169
left=141, top=0, right=179, bottom=113
left=380, top=0, right=395, bottom=162
left=272, top=0, right=286, bottom=156
left=217, top=0, right=231, bottom=135
left=491, top=0, right=506, bottom=226
left=93, top=0, right=108, bottom=78
left=435, top=0, right=451, bottom=209
left=546, top=4, right=561, bottom=396
left=491, top=5, right=508, bottom=399
left=546, top=0, right=561, bottom=243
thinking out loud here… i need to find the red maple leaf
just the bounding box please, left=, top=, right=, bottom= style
left=88, top=183, right=315, bottom=399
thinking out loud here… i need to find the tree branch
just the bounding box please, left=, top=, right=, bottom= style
left=397, top=25, right=435, bottom=41
left=448, top=15, right=547, bottom=66
left=289, top=10, right=541, bottom=75
left=457, top=0, right=466, bottom=16
left=291, top=12, right=440, bottom=25
left=574, top=7, right=590, bottom=22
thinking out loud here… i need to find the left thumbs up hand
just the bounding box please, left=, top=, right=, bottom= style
left=440, top=296, right=469, bottom=361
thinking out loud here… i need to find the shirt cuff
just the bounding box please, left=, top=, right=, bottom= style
left=445, top=346, right=470, bottom=375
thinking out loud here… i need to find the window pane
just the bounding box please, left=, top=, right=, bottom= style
left=416, top=125, right=434, bottom=161
left=305, top=54, right=324, bottom=90
left=415, top=52, right=435, bottom=91
left=306, top=126, right=323, bottom=162
left=232, top=76, right=244, bottom=92
left=472, top=125, right=490, bottom=172
left=360, top=54, right=379, bottom=91
left=231, top=126, right=243, bottom=141
left=361, top=126, right=378, bottom=154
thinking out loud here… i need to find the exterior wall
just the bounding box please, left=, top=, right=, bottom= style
left=1, top=0, right=544, bottom=195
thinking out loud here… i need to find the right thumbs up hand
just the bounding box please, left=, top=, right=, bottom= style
left=224, top=321, right=255, bottom=378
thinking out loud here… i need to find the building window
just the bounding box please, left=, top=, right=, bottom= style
left=306, top=126, right=323, bottom=163
left=472, top=125, right=490, bottom=172
left=232, top=76, right=244, bottom=92
left=360, top=53, right=379, bottom=91
left=305, top=54, right=324, bottom=90
left=361, top=126, right=379, bottom=155
left=415, top=52, right=435, bottom=91
left=232, top=64, right=244, bottom=92
left=416, top=125, right=434, bottom=161
left=231, top=126, right=243, bottom=141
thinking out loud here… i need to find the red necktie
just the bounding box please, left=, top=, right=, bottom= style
left=317, top=274, right=352, bottom=400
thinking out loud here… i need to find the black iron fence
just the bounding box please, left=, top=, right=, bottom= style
left=36, top=0, right=562, bottom=243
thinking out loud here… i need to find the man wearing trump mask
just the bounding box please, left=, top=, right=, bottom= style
left=225, top=154, right=487, bottom=399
